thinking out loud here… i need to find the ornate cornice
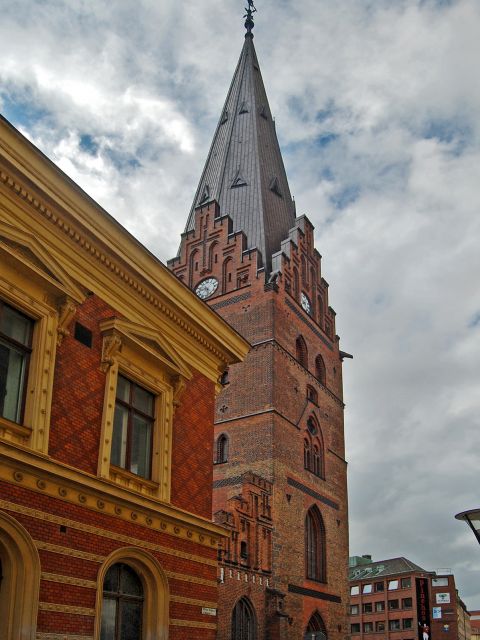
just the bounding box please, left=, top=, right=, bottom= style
left=0, top=166, right=247, bottom=368
left=1, top=497, right=218, bottom=564
left=0, top=446, right=225, bottom=548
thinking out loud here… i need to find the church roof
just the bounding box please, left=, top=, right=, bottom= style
left=184, top=33, right=296, bottom=273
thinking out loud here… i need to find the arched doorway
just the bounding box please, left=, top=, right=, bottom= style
left=305, top=610, right=327, bottom=640
left=232, top=596, right=256, bottom=640
left=0, top=510, right=40, bottom=639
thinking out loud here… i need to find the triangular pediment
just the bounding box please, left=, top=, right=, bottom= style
left=231, top=169, right=248, bottom=189
left=239, top=100, right=249, bottom=114
left=269, top=176, right=283, bottom=198
left=100, top=318, right=192, bottom=380
left=0, top=221, right=85, bottom=302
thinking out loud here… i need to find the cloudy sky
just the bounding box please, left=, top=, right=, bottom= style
left=1, top=0, right=480, bottom=609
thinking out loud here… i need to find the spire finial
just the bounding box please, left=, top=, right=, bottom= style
left=244, top=0, right=257, bottom=37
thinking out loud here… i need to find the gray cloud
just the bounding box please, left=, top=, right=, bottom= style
left=1, top=0, right=480, bottom=607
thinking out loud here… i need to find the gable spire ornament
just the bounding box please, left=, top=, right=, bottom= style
left=244, top=0, right=257, bottom=36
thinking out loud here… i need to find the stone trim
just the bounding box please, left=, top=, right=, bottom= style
left=170, top=619, right=217, bottom=630
left=1, top=499, right=217, bottom=565
left=288, top=583, right=342, bottom=603
left=41, top=572, right=96, bottom=589
left=38, top=602, right=95, bottom=616
left=0, top=167, right=246, bottom=366
left=286, top=477, right=339, bottom=510
left=0, top=454, right=223, bottom=546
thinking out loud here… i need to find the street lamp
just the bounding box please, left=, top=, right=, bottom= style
left=455, top=509, right=480, bottom=544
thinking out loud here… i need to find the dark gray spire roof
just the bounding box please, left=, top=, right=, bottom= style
left=185, top=34, right=296, bottom=273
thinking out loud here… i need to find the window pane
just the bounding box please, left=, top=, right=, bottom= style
left=130, top=414, right=152, bottom=478
left=132, top=384, right=154, bottom=416
left=100, top=597, right=117, bottom=640
left=103, top=565, right=120, bottom=593
left=116, top=375, right=130, bottom=402
left=363, top=583, right=372, bottom=593
left=120, top=564, right=143, bottom=596
left=120, top=600, right=142, bottom=640
left=0, top=305, right=32, bottom=346
left=388, top=580, right=399, bottom=590
left=0, top=341, right=27, bottom=423
left=351, top=585, right=360, bottom=595
left=111, top=405, right=128, bottom=468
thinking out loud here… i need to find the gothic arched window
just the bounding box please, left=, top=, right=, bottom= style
left=216, top=433, right=229, bottom=464
left=296, top=336, right=308, bottom=369
left=307, top=385, right=318, bottom=404
left=304, top=438, right=311, bottom=470
left=232, top=597, right=256, bottom=640
left=315, top=355, right=326, bottom=386
left=101, top=563, right=144, bottom=640
left=306, top=610, right=328, bottom=640
left=305, top=506, right=326, bottom=583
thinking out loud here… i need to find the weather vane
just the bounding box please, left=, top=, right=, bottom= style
left=244, top=0, right=257, bottom=35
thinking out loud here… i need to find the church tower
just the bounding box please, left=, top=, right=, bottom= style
left=168, top=6, right=349, bottom=640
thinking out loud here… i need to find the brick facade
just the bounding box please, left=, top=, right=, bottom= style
left=170, top=201, right=350, bottom=639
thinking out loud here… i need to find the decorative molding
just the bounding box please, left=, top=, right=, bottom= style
left=0, top=167, right=241, bottom=365
left=100, top=332, right=122, bottom=372
left=170, top=619, right=217, bottom=630
left=0, top=446, right=225, bottom=546
left=41, top=572, right=97, bottom=590
left=287, top=583, right=342, bottom=603
left=173, top=376, right=187, bottom=408
left=35, top=540, right=105, bottom=563
left=56, top=297, right=77, bottom=345
left=170, top=595, right=218, bottom=608
left=286, top=477, right=340, bottom=510
left=0, top=498, right=217, bottom=565
left=38, top=602, right=95, bottom=617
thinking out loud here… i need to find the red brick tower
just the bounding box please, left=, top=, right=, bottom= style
left=169, top=10, right=349, bottom=640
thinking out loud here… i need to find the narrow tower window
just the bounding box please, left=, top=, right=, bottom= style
left=305, top=506, right=326, bottom=582
left=296, top=336, right=308, bottom=369
left=216, top=433, right=229, bottom=464
left=315, top=354, right=326, bottom=386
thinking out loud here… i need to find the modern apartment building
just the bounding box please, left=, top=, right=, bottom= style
left=349, top=558, right=470, bottom=640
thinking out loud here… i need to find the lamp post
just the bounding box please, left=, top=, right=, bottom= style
left=455, top=509, right=480, bottom=545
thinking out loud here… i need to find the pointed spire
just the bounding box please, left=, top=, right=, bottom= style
left=184, top=10, right=296, bottom=274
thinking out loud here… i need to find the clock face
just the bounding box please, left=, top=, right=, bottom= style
left=195, top=277, right=219, bottom=300
left=301, top=292, right=311, bottom=315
